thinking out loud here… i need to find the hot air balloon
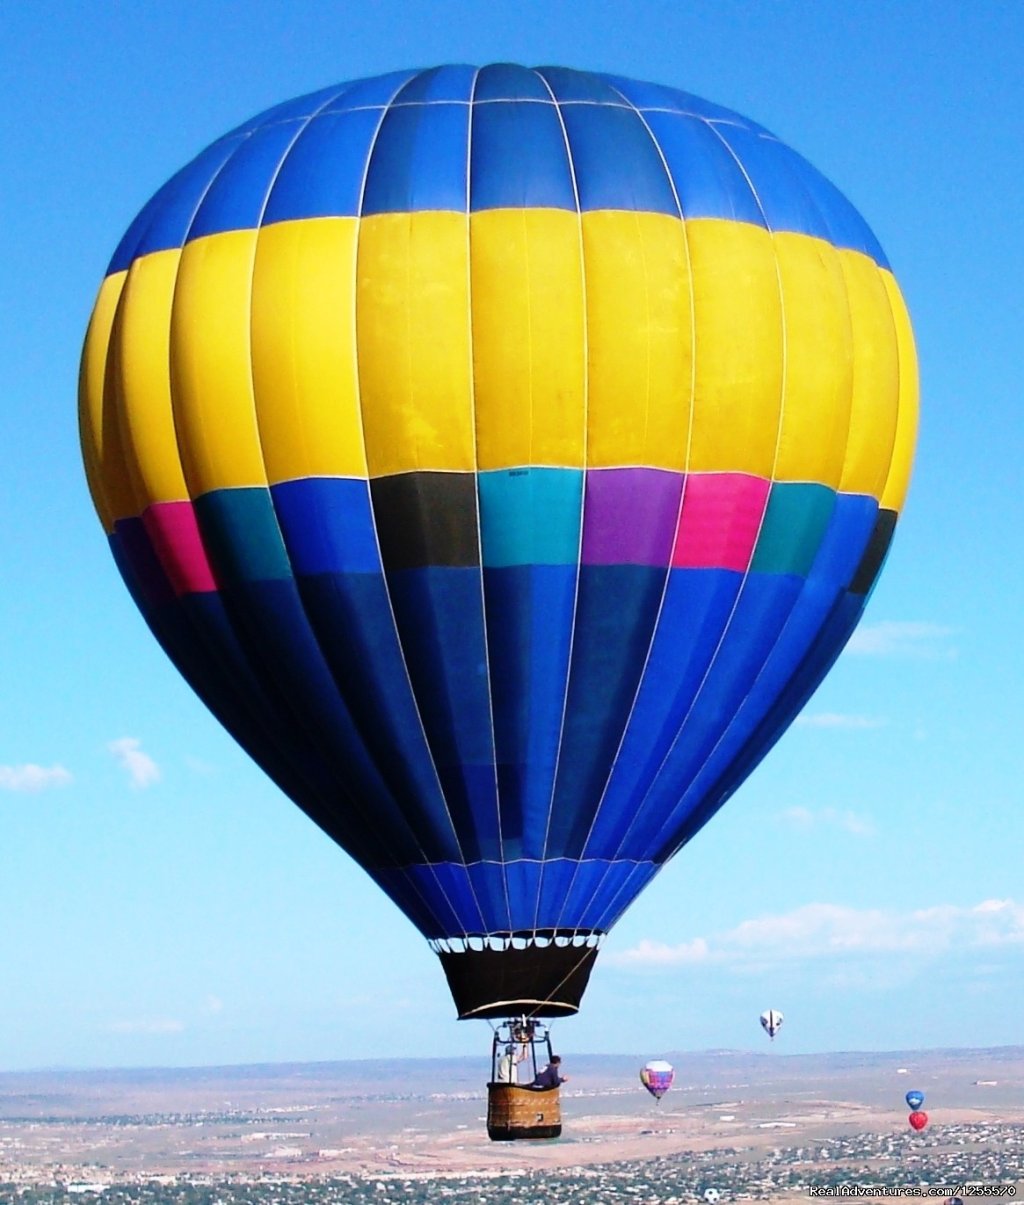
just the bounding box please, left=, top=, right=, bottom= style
left=79, top=62, right=917, bottom=1111
left=640, top=1059, right=675, bottom=1102
left=908, top=1110, right=928, bottom=1131
left=760, top=1010, right=784, bottom=1041
left=905, top=1090, right=925, bottom=1110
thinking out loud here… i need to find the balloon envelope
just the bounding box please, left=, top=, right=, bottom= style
left=908, top=1111, right=928, bottom=1131
left=79, top=63, right=918, bottom=1020
left=640, top=1060, right=675, bottom=1100
left=760, top=1010, right=784, bottom=1039
left=905, top=1090, right=925, bottom=1110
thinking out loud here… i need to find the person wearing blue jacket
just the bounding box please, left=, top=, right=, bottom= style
left=530, top=1055, right=568, bottom=1090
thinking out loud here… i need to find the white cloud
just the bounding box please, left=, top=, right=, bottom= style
left=778, top=805, right=876, bottom=836
left=203, top=995, right=224, bottom=1015
left=795, top=712, right=884, bottom=730
left=780, top=805, right=814, bottom=827
left=107, top=1018, right=184, bottom=1035
left=609, top=937, right=710, bottom=967
left=108, top=737, right=160, bottom=788
left=845, top=621, right=956, bottom=658
left=184, top=755, right=217, bottom=776
left=0, top=764, right=73, bottom=792
left=609, top=898, right=1024, bottom=969
left=835, top=810, right=876, bottom=836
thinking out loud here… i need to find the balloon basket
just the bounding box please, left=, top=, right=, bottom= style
left=486, top=1083, right=561, bottom=1141
left=487, top=1017, right=562, bottom=1141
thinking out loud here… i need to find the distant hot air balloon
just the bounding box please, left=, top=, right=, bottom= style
left=908, top=1110, right=929, bottom=1131
left=760, top=1010, right=784, bottom=1041
left=640, top=1060, right=675, bottom=1101
left=905, top=1090, right=925, bottom=1110
left=80, top=63, right=917, bottom=1034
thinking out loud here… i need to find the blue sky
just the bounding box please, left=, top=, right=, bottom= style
left=2, top=0, right=1022, bottom=1071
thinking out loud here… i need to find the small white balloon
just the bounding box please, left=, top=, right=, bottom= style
left=759, top=1009, right=784, bottom=1039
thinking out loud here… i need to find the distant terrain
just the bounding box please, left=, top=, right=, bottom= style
left=0, top=1046, right=1021, bottom=1201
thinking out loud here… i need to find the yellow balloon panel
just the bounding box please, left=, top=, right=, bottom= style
left=169, top=230, right=270, bottom=493
left=879, top=271, right=919, bottom=514
left=79, top=270, right=131, bottom=532
left=582, top=210, right=693, bottom=470
left=836, top=249, right=901, bottom=499
left=470, top=208, right=586, bottom=470
left=251, top=217, right=368, bottom=483
left=772, top=232, right=854, bottom=489
left=356, top=211, right=475, bottom=476
left=116, top=248, right=190, bottom=508
left=686, top=219, right=784, bottom=478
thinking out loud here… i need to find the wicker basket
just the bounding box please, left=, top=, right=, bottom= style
left=486, top=1083, right=562, bottom=1140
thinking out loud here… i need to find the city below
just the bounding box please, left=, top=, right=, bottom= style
left=0, top=1046, right=1020, bottom=1203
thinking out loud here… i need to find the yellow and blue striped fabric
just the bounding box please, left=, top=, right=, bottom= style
left=80, top=64, right=917, bottom=946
